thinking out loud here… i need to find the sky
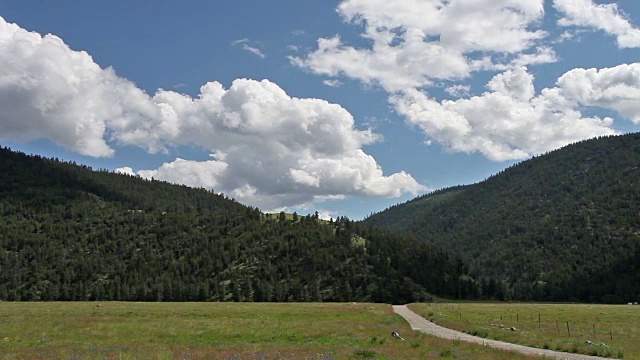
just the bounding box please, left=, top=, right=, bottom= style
left=1, top=0, right=639, bottom=220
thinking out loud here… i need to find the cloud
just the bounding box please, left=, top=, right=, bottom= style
left=291, top=33, right=472, bottom=92
left=292, top=0, right=638, bottom=163
left=494, top=46, right=558, bottom=70
left=137, top=158, right=229, bottom=191
left=445, top=85, right=471, bottom=97
left=292, top=0, right=551, bottom=92
left=0, top=16, right=424, bottom=210
left=0, top=17, right=161, bottom=157
left=554, top=30, right=577, bottom=43
left=556, top=63, right=640, bottom=122
left=231, top=38, right=249, bottom=45
left=127, top=79, right=425, bottom=209
left=554, top=0, right=640, bottom=48
left=232, top=38, right=266, bottom=58
left=392, top=67, right=619, bottom=161
left=241, top=44, right=265, bottom=58
left=323, top=79, right=344, bottom=87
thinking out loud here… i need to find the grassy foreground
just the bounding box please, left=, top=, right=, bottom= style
left=0, top=302, right=538, bottom=360
left=409, top=302, right=640, bottom=359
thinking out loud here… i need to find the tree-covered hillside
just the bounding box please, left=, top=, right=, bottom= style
left=363, top=133, right=640, bottom=303
left=0, top=146, right=476, bottom=304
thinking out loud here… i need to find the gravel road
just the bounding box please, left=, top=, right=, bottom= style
left=393, top=305, right=614, bottom=360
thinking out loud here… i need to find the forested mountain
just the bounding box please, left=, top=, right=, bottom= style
left=363, top=133, right=640, bottom=303
left=0, top=146, right=476, bottom=304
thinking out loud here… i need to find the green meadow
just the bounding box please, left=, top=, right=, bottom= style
left=409, top=302, right=640, bottom=359
left=0, top=302, right=538, bottom=360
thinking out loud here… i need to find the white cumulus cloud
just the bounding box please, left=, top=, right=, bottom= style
left=556, top=63, right=640, bottom=122
left=128, top=79, right=426, bottom=209
left=0, top=17, right=160, bottom=157
left=292, top=0, right=551, bottom=92
left=293, top=0, right=639, bottom=163
left=392, top=67, right=619, bottom=161
left=0, top=16, right=424, bottom=211
left=554, top=0, right=640, bottom=48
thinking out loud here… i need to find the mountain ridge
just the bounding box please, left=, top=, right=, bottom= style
left=0, top=145, right=474, bottom=304
left=363, top=133, right=640, bottom=303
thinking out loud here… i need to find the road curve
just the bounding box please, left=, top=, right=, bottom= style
left=393, top=305, right=614, bottom=360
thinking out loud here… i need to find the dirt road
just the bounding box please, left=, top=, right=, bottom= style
left=393, top=305, right=614, bottom=360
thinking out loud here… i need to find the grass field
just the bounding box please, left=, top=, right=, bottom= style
left=0, top=302, right=540, bottom=360
left=409, top=302, right=640, bottom=359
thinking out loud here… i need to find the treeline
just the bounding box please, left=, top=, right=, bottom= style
left=0, top=146, right=482, bottom=304
left=363, top=133, right=640, bottom=304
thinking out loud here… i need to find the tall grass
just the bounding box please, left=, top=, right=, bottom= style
left=0, top=302, right=539, bottom=359
left=410, top=302, right=640, bottom=359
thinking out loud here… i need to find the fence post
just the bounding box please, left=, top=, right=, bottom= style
left=566, top=321, right=571, bottom=337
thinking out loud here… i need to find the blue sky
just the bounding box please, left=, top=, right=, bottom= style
left=1, top=1, right=639, bottom=220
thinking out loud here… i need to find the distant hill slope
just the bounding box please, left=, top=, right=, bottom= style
left=0, top=146, right=473, bottom=304
left=363, top=133, right=640, bottom=303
